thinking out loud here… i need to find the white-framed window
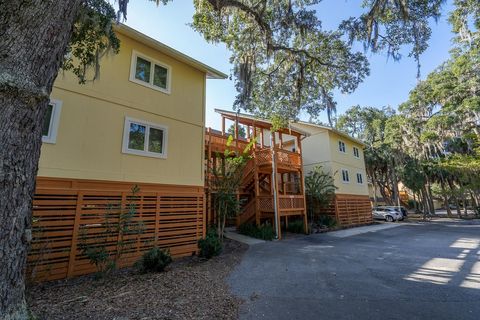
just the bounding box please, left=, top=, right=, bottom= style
left=356, top=172, right=364, bottom=184
left=353, top=146, right=360, bottom=158
left=122, top=117, right=168, bottom=158
left=42, top=99, right=62, bottom=144
left=341, top=169, right=350, bottom=183
left=338, top=140, right=346, bottom=153
left=129, top=50, right=171, bottom=94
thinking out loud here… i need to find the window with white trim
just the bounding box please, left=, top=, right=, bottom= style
left=338, top=140, right=346, bottom=153
left=42, top=99, right=62, bottom=144
left=129, top=50, right=171, bottom=93
left=341, top=169, right=350, bottom=183
left=122, top=117, right=168, bottom=158
left=356, top=172, right=364, bottom=184
left=353, top=146, right=360, bottom=158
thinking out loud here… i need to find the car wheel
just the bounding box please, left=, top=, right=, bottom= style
left=385, top=215, right=394, bottom=222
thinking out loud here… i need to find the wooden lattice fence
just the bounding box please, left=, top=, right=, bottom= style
left=28, top=177, right=205, bottom=282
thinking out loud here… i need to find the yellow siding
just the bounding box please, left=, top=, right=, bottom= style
left=327, top=131, right=369, bottom=195
left=38, top=31, right=206, bottom=186
left=292, top=122, right=369, bottom=196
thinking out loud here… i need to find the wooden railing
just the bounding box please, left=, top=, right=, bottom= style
left=254, top=148, right=272, bottom=166
left=205, top=129, right=249, bottom=153
left=278, top=195, right=305, bottom=213
left=258, top=195, right=274, bottom=212
left=237, top=198, right=256, bottom=225
left=253, top=148, right=301, bottom=169
left=276, top=149, right=301, bottom=168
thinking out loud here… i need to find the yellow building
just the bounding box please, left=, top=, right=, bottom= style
left=290, top=122, right=372, bottom=226
left=30, top=24, right=226, bottom=281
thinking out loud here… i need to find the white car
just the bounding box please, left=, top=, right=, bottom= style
left=372, top=207, right=402, bottom=222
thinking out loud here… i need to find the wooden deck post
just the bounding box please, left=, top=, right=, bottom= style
left=67, top=192, right=83, bottom=278
left=260, top=128, right=264, bottom=148
left=254, top=155, right=261, bottom=226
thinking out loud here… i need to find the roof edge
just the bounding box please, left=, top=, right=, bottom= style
left=114, top=24, right=227, bottom=79
left=292, top=121, right=366, bottom=147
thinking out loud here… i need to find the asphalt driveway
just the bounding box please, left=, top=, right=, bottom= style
left=228, top=220, right=480, bottom=320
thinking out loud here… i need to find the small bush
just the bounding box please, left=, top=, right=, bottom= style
left=135, top=247, right=172, bottom=273
left=238, top=223, right=275, bottom=240
left=317, top=215, right=337, bottom=228
left=198, top=228, right=222, bottom=259
left=286, top=220, right=304, bottom=233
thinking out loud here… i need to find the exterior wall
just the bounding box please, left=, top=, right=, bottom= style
left=292, top=122, right=369, bottom=196
left=327, top=131, right=368, bottom=196
left=38, top=31, right=206, bottom=187
left=296, top=126, right=332, bottom=175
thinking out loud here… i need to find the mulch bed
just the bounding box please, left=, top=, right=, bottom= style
left=27, top=239, right=248, bottom=320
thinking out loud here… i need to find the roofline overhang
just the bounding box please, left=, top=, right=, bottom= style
left=292, top=121, right=367, bottom=147
left=114, top=24, right=227, bottom=79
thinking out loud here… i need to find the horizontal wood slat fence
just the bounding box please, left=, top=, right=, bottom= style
left=312, top=194, right=372, bottom=227
left=28, top=177, right=205, bottom=283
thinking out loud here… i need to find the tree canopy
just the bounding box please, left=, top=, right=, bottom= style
left=74, top=0, right=474, bottom=125
left=337, top=0, right=479, bottom=215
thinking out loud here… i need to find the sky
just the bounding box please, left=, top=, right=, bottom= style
left=120, top=0, right=455, bottom=129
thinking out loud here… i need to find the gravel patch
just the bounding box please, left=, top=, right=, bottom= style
left=27, top=240, right=247, bottom=320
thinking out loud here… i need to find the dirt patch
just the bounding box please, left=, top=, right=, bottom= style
left=27, top=239, right=248, bottom=320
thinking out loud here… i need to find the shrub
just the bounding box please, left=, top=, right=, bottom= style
left=257, top=224, right=275, bottom=240
left=135, top=247, right=172, bottom=273
left=238, top=223, right=275, bottom=240
left=198, top=228, right=222, bottom=259
left=286, top=220, right=304, bottom=234
left=317, top=215, right=337, bottom=228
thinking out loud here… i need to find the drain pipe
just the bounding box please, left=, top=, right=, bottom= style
left=270, top=132, right=280, bottom=239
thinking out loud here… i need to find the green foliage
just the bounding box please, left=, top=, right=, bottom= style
left=286, top=220, right=304, bottom=234
left=238, top=223, right=275, bottom=241
left=317, top=215, right=337, bottom=228
left=135, top=247, right=172, bottom=273
left=63, top=0, right=120, bottom=83
left=79, top=185, right=145, bottom=278
left=191, top=0, right=369, bottom=123
left=227, top=124, right=247, bottom=139
left=340, top=0, right=445, bottom=76
left=305, top=166, right=337, bottom=222
left=198, top=228, right=223, bottom=259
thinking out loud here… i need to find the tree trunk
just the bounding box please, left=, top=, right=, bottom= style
left=0, top=1, right=81, bottom=319
left=440, top=180, right=452, bottom=217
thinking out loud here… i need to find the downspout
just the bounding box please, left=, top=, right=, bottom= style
left=271, top=132, right=280, bottom=239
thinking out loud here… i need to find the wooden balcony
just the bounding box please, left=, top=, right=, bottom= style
left=255, top=148, right=302, bottom=172
left=205, top=129, right=250, bottom=154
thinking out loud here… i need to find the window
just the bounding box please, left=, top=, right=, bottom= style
left=130, top=50, right=171, bottom=93
left=341, top=169, right=350, bottom=183
left=338, top=140, right=346, bottom=153
left=353, top=147, right=360, bottom=158
left=122, top=117, right=168, bottom=158
left=42, top=99, right=62, bottom=144
left=356, top=173, right=364, bottom=184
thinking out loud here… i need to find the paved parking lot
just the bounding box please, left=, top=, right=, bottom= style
left=228, top=220, right=480, bottom=319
